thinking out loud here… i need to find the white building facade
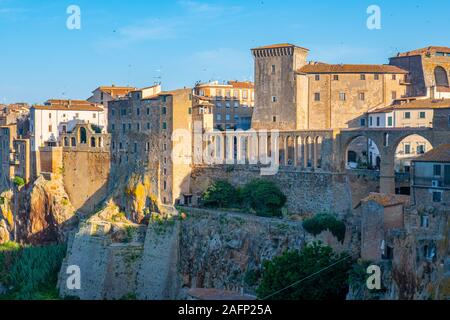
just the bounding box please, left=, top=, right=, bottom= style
left=30, top=101, right=106, bottom=151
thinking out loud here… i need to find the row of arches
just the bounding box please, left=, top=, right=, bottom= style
left=203, top=132, right=328, bottom=170
left=61, top=127, right=105, bottom=148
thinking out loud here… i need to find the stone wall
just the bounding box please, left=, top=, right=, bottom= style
left=190, top=165, right=353, bottom=215
left=62, top=149, right=110, bottom=215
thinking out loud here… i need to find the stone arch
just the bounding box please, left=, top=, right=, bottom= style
left=343, top=134, right=382, bottom=171
left=98, top=137, right=103, bottom=148
left=279, top=136, right=286, bottom=165
left=315, top=136, right=323, bottom=168
left=79, top=127, right=87, bottom=144
left=91, top=136, right=96, bottom=148
left=393, top=133, right=434, bottom=174
left=71, top=137, right=76, bottom=147
left=434, top=66, right=449, bottom=87
left=287, top=136, right=295, bottom=166
left=296, top=136, right=303, bottom=167
left=63, top=137, right=69, bottom=147
left=305, top=136, right=314, bottom=168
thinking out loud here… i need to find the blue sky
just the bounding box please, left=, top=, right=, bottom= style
left=0, top=0, right=449, bottom=104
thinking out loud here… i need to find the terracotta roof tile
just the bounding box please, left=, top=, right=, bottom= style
left=298, top=64, right=408, bottom=74
left=413, top=144, right=450, bottom=163
left=252, top=43, right=309, bottom=51
left=368, top=98, right=450, bottom=114
left=396, top=46, right=450, bottom=57
left=32, top=104, right=104, bottom=112
left=363, top=193, right=410, bottom=208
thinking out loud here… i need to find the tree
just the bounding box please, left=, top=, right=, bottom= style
left=240, top=179, right=286, bottom=217
left=302, top=213, right=346, bottom=242
left=256, top=243, right=353, bottom=300
left=202, top=180, right=238, bottom=209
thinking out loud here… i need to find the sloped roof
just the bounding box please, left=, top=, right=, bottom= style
left=298, top=64, right=408, bottom=74
left=252, top=43, right=309, bottom=51
left=368, top=98, right=450, bottom=114
left=32, top=104, right=103, bottom=112
left=360, top=193, right=410, bottom=208
left=396, top=46, right=450, bottom=57
left=413, top=144, right=450, bottom=163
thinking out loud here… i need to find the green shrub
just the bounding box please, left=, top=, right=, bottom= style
left=240, top=179, right=286, bottom=217
left=202, top=180, right=238, bottom=209
left=13, top=176, right=25, bottom=188
left=0, top=243, right=66, bottom=300
left=256, top=243, right=352, bottom=300
left=302, top=213, right=346, bottom=242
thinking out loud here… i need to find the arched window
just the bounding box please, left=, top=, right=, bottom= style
left=71, top=137, right=76, bottom=147
left=91, top=137, right=96, bottom=148
left=64, top=137, right=69, bottom=147
left=79, top=127, right=87, bottom=144
left=434, top=66, right=449, bottom=87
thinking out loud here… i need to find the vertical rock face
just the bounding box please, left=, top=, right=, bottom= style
left=16, top=176, right=78, bottom=245
left=0, top=190, right=14, bottom=244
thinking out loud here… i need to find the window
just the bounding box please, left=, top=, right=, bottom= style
left=147, top=108, right=150, bottom=115
left=163, top=181, right=167, bottom=190
left=49, top=113, right=52, bottom=119
left=48, top=125, right=52, bottom=132
left=147, top=122, right=151, bottom=130
left=136, top=108, right=140, bottom=116
left=271, top=96, right=278, bottom=103
left=146, top=142, right=150, bottom=151
left=136, top=123, right=140, bottom=132
left=360, top=74, right=366, bottom=80
left=433, top=191, right=442, bottom=203
left=134, top=143, right=137, bottom=153
left=271, top=65, right=276, bottom=75
left=419, top=111, right=426, bottom=119
left=391, top=91, right=397, bottom=100
left=273, top=116, right=277, bottom=122
left=233, top=90, right=239, bottom=98
left=376, top=117, right=380, bottom=126
left=226, top=102, right=231, bottom=108
left=404, top=144, right=411, bottom=154
left=162, top=107, right=167, bottom=115
left=420, top=215, right=430, bottom=228
left=217, top=114, right=222, bottom=121
left=392, top=74, right=397, bottom=80
left=111, top=124, right=115, bottom=131
left=315, top=75, right=320, bottom=81
left=448, top=115, right=450, bottom=127
left=111, top=109, right=115, bottom=116
left=226, top=114, right=231, bottom=121
left=163, top=143, right=167, bottom=151
left=417, top=145, right=425, bottom=154
left=121, top=109, right=127, bottom=116
left=339, top=92, right=346, bottom=101
left=388, top=116, right=393, bottom=126
left=128, top=123, right=132, bottom=130
left=122, top=124, right=126, bottom=133
left=404, top=112, right=411, bottom=119
left=217, top=102, right=222, bottom=107
left=374, top=74, right=380, bottom=80
left=188, top=107, right=192, bottom=114
left=314, top=93, right=321, bottom=101
left=333, top=75, right=339, bottom=81
left=234, top=115, right=239, bottom=121
left=226, top=90, right=231, bottom=98
left=359, top=92, right=365, bottom=101
left=360, top=118, right=366, bottom=127
left=162, top=122, right=167, bottom=130
left=434, top=164, right=442, bottom=176
left=234, top=102, right=239, bottom=108
left=243, top=90, right=248, bottom=99
left=369, top=117, right=373, bottom=126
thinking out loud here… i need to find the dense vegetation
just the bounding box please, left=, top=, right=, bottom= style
left=256, top=243, right=353, bottom=300
left=201, top=179, right=287, bottom=217
left=0, top=242, right=66, bottom=300
left=302, top=212, right=346, bottom=242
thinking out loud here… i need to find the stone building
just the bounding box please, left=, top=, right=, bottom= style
left=411, top=144, right=450, bottom=209
left=30, top=99, right=107, bottom=152
left=251, top=43, right=409, bottom=130
left=88, top=85, right=137, bottom=108
left=193, top=81, right=254, bottom=130
left=389, top=46, right=450, bottom=99
left=0, top=125, right=31, bottom=185
left=108, top=85, right=193, bottom=206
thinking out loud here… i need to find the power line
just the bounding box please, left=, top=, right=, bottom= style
left=259, top=253, right=355, bottom=301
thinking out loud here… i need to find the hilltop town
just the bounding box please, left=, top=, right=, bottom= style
left=0, top=44, right=449, bottom=300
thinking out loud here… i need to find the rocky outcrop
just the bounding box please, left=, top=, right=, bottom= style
left=0, top=190, right=14, bottom=244
left=16, top=176, right=78, bottom=244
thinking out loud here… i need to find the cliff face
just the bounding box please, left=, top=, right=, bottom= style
left=0, top=175, right=78, bottom=245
